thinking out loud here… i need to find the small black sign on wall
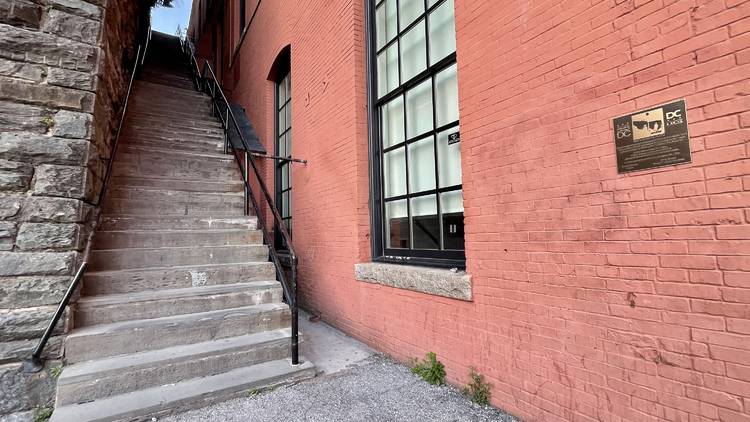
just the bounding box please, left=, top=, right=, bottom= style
left=613, top=99, right=691, bottom=173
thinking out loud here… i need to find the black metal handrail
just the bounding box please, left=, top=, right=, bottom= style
left=23, top=33, right=149, bottom=373
left=179, top=36, right=301, bottom=365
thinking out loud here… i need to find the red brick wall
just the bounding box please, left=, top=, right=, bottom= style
left=191, top=0, right=750, bottom=421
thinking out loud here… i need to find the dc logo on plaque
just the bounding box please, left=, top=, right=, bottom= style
left=613, top=99, right=691, bottom=173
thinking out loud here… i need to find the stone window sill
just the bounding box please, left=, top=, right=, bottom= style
left=354, top=262, right=472, bottom=301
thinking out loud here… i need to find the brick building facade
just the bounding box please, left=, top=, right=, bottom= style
left=199, top=0, right=746, bottom=421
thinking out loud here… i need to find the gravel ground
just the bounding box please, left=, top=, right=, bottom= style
left=161, top=355, right=519, bottom=422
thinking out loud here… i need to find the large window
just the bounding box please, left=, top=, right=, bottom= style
left=275, top=71, right=292, bottom=250
left=369, top=0, right=464, bottom=267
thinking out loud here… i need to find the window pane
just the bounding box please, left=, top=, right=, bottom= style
left=377, top=43, right=399, bottom=97
left=411, top=195, right=439, bottom=249
left=386, top=199, right=409, bottom=248
left=285, top=74, right=291, bottom=99
left=400, top=19, right=426, bottom=82
left=383, top=147, right=407, bottom=198
left=281, top=163, right=289, bottom=190
left=285, top=132, right=291, bottom=157
left=428, top=0, right=456, bottom=65
left=278, top=78, right=287, bottom=106
left=437, top=126, right=461, bottom=187
left=376, top=0, right=397, bottom=49
left=282, top=190, right=290, bottom=218
left=278, top=135, right=286, bottom=157
left=405, top=79, right=433, bottom=139
left=441, top=190, right=464, bottom=250
left=435, top=63, right=459, bottom=126
left=408, top=136, right=436, bottom=193
left=285, top=103, right=291, bottom=131
left=278, top=107, right=286, bottom=132
left=382, top=95, right=404, bottom=148
left=399, top=0, right=424, bottom=31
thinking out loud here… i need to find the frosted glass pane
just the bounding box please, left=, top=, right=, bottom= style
left=385, top=199, right=409, bottom=248
left=382, top=96, right=405, bottom=148
left=285, top=104, right=291, bottom=130
left=376, top=0, right=398, bottom=49
left=281, top=190, right=290, bottom=218
left=411, top=195, right=439, bottom=249
left=427, top=0, right=439, bottom=7
left=285, top=132, right=291, bottom=157
left=400, top=20, right=426, bottom=82
left=278, top=79, right=286, bottom=106
left=428, top=0, right=456, bottom=65
left=278, top=108, right=286, bottom=133
left=441, top=190, right=463, bottom=213
left=408, top=136, right=436, bottom=193
left=383, top=147, right=407, bottom=198
left=405, top=79, right=433, bottom=139
left=278, top=135, right=286, bottom=157
left=285, top=74, right=291, bottom=99
left=377, top=43, right=399, bottom=97
left=435, top=64, right=459, bottom=126
left=437, top=127, right=461, bottom=187
left=399, top=0, right=424, bottom=30
left=281, top=163, right=289, bottom=190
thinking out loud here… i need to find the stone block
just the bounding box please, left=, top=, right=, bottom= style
left=354, top=262, right=473, bottom=301
left=32, top=165, right=88, bottom=199
left=20, top=196, right=88, bottom=223
left=50, top=110, right=92, bottom=139
left=0, top=195, right=23, bottom=218
left=0, top=76, right=94, bottom=112
left=0, top=160, right=33, bottom=192
left=0, top=276, right=72, bottom=309
left=0, top=305, right=62, bottom=342
left=16, top=223, right=81, bottom=250
left=48, top=0, right=102, bottom=19
left=0, top=361, right=57, bottom=415
left=0, top=132, right=92, bottom=166
left=0, top=101, right=47, bottom=134
left=0, top=0, right=42, bottom=29
left=47, top=67, right=95, bottom=91
left=0, top=58, right=44, bottom=83
left=0, top=336, right=63, bottom=365
left=0, top=221, right=17, bottom=251
left=0, top=251, right=77, bottom=276
left=42, top=9, right=101, bottom=45
left=0, top=24, right=97, bottom=72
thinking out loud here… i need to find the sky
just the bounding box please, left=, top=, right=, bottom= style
left=151, top=0, right=193, bottom=35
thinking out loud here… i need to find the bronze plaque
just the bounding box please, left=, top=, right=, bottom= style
left=613, top=99, right=691, bottom=173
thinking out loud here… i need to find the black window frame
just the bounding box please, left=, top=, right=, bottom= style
left=239, top=0, right=246, bottom=36
left=274, top=70, right=292, bottom=252
left=366, top=0, right=465, bottom=269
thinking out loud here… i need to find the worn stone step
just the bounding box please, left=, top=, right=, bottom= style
left=93, top=228, right=261, bottom=249
left=89, top=244, right=269, bottom=271
left=56, top=329, right=293, bottom=406
left=132, top=80, right=204, bottom=98
left=64, top=303, right=291, bottom=363
left=75, top=281, right=283, bottom=326
left=123, top=125, right=224, bottom=138
left=125, top=116, right=223, bottom=130
left=102, top=197, right=244, bottom=216
left=82, top=262, right=276, bottom=295
left=129, top=103, right=214, bottom=119
left=122, top=138, right=225, bottom=154
left=110, top=176, right=244, bottom=193
left=126, top=111, right=222, bottom=127
left=50, top=357, right=315, bottom=422
left=106, top=185, right=243, bottom=203
left=112, top=146, right=239, bottom=181
left=98, top=215, right=258, bottom=231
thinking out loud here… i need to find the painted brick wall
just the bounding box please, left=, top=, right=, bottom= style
left=191, top=0, right=750, bottom=420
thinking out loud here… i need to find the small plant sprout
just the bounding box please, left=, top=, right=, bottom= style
left=41, top=116, right=55, bottom=130
left=411, top=352, right=446, bottom=385
left=49, top=365, right=63, bottom=379
left=33, top=406, right=53, bottom=422
left=462, top=368, right=491, bottom=406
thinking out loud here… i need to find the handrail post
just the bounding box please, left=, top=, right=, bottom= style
left=290, top=256, right=299, bottom=366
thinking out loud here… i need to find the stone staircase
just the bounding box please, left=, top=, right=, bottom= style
left=50, top=32, right=314, bottom=422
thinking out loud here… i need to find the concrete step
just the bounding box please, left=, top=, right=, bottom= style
left=102, top=197, right=244, bottom=216
left=89, top=244, right=269, bottom=271
left=64, top=303, right=291, bottom=363
left=126, top=111, right=221, bottom=127
left=50, top=357, right=315, bottom=422
left=123, top=124, right=224, bottom=137
left=98, top=215, right=257, bottom=231
left=133, top=80, right=204, bottom=97
left=110, top=176, right=244, bottom=193
left=56, top=329, right=293, bottom=406
left=82, top=262, right=276, bottom=295
left=75, top=281, right=283, bottom=326
left=93, top=228, right=262, bottom=249
left=121, top=136, right=225, bottom=154
left=128, top=103, right=214, bottom=119
left=106, top=185, right=243, bottom=203
left=112, top=146, right=239, bottom=181
left=124, top=116, right=223, bottom=130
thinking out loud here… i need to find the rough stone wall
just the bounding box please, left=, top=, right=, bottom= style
left=0, top=0, right=149, bottom=418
